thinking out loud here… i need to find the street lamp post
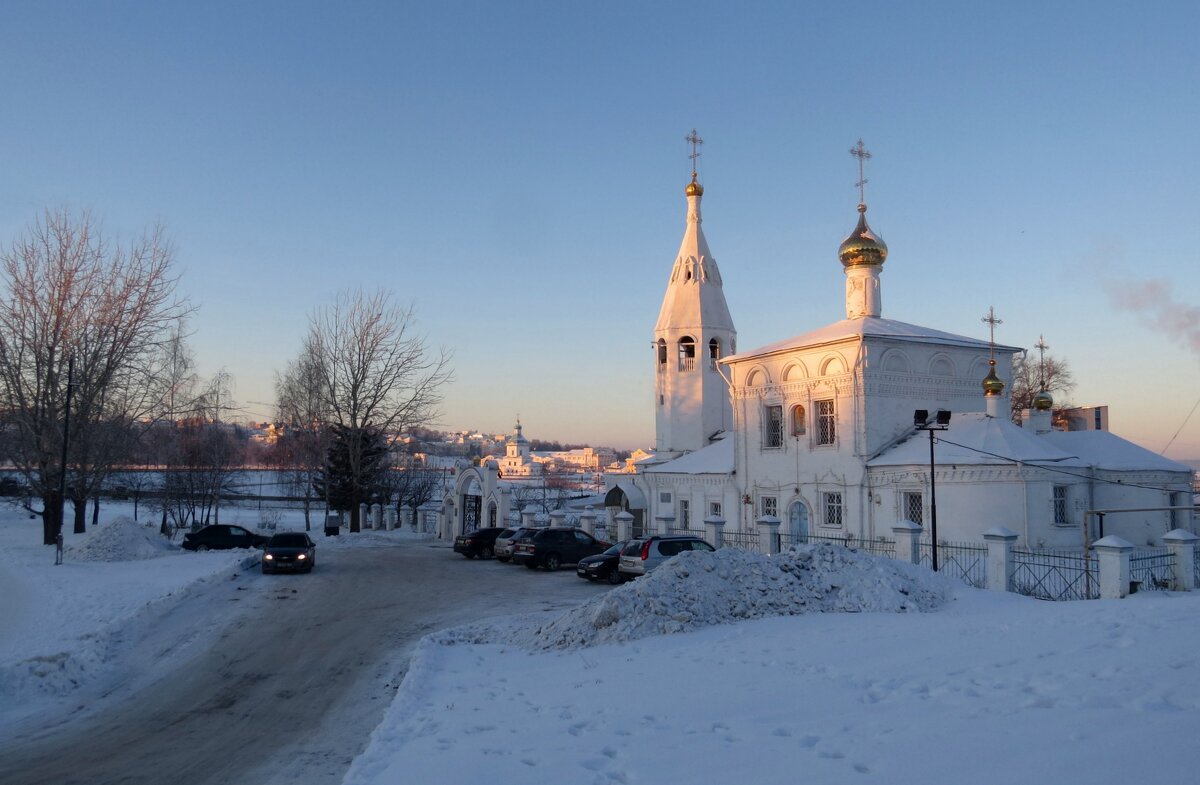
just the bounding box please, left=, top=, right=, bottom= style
left=914, top=409, right=951, bottom=572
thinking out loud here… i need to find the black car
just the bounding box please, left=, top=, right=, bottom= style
left=512, top=528, right=610, bottom=571
left=453, top=527, right=507, bottom=559
left=262, top=532, right=316, bottom=574
left=576, top=540, right=629, bottom=584
left=182, top=524, right=269, bottom=551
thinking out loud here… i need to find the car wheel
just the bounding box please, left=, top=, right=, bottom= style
left=525, top=561, right=539, bottom=570
left=606, top=568, right=623, bottom=585
left=497, top=555, right=510, bottom=563
left=463, top=552, right=475, bottom=559
left=544, top=553, right=561, bottom=571
left=197, top=545, right=210, bottom=552
left=481, top=545, right=494, bottom=559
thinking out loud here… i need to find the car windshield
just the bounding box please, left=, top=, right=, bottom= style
left=602, top=542, right=625, bottom=556
left=269, top=534, right=308, bottom=547
left=498, top=529, right=517, bottom=538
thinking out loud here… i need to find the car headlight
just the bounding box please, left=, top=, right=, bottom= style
left=297, top=553, right=306, bottom=560
left=264, top=554, right=274, bottom=560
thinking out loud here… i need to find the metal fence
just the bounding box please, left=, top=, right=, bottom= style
left=1129, top=548, right=1174, bottom=592
left=1011, top=548, right=1100, bottom=601
left=1194, top=544, right=1200, bottom=589
left=919, top=540, right=987, bottom=587
left=721, top=530, right=760, bottom=551
left=667, top=527, right=695, bottom=536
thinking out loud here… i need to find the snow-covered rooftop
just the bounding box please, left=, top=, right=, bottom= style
left=869, top=412, right=1087, bottom=467
left=643, top=432, right=734, bottom=475
left=1042, top=430, right=1193, bottom=473
left=725, top=316, right=1022, bottom=364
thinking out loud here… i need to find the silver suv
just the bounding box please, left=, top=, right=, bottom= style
left=494, top=527, right=535, bottom=562
left=618, top=535, right=715, bottom=579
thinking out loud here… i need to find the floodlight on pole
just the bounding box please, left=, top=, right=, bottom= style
left=914, top=409, right=951, bottom=571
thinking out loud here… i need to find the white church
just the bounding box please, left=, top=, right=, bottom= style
left=609, top=142, right=1194, bottom=550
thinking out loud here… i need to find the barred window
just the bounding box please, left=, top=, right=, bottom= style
left=816, top=400, right=836, bottom=445
left=763, top=405, right=784, bottom=449
left=709, top=501, right=722, bottom=518
left=1053, top=485, right=1068, bottom=525
left=760, top=496, right=777, bottom=518
left=823, top=492, right=843, bottom=527
left=678, top=499, right=690, bottom=528
left=903, top=492, right=923, bottom=525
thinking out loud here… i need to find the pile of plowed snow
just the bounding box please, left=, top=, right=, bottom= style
left=67, top=516, right=180, bottom=562
left=444, top=544, right=955, bottom=650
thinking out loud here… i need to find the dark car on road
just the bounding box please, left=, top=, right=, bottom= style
left=182, top=524, right=269, bottom=552
left=262, top=532, right=317, bottom=574
left=512, top=528, right=610, bottom=571
left=454, top=527, right=507, bottom=559
left=576, top=540, right=629, bottom=584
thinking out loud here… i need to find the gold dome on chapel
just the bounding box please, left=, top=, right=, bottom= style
left=1033, top=389, right=1054, bottom=411
left=839, top=204, right=888, bottom=268
left=982, top=360, right=1005, bottom=396
left=685, top=173, right=704, bottom=197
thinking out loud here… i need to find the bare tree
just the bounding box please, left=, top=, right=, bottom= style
left=1010, top=351, right=1075, bottom=421
left=274, top=344, right=331, bottom=531
left=299, top=289, right=452, bottom=531
left=0, top=209, right=187, bottom=544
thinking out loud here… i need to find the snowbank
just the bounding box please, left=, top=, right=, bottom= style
left=66, top=516, right=180, bottom=562
left=441, top=544, right=954, bottom=650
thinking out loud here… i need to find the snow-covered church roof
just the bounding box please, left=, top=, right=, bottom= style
left=868, top=412, right=1086, bottom=468
left=644, top=432, right=734, bottom=475
left=725, top=316, right=1022, bottom=364
left=1041, top=431, right=1192, bottom=473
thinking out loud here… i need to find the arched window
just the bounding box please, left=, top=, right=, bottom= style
left=657, top=339, right=667, bottom=366
left=678, top=336, right=696, bottom=371
left=791, top=404, right=807, bottom=436
left=709, top=338, right=720, bottom=368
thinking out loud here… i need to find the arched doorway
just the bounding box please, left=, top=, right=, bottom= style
left=788, top=500, right=809, bottom=543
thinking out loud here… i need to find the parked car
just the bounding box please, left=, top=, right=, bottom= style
left=618, top=535, right=715, bottom=579
left=576, top=540, right=629, bottom=584
left=182, top=524, right=269, bottom=552
left=494, top=527, right=535, bottom=562
left=453, top=527, right=507, bottom=559
left=262, top=532, right=317, bottom=574
left=513, top=528, right=610, bottom=571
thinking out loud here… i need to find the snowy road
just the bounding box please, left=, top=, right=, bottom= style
left=1, top=539, right=610, bottom=785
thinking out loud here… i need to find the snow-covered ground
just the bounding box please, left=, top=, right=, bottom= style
left=4, top=504, right=1198, bottom=784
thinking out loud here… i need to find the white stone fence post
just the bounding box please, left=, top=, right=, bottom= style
left=384, top=507, right=397, bottom=531
left=1162, top=529, right=1198, bottom=591
left=655, top=513, right=674, bottom=536
left=580, top=507, right=596, bottom=536
left=371, top=503, right=382, bottom=530
left=983, top=526, right=1018, bottom=592
left=549, top=509, right=567, bottom=529
left=521, top=505, right=537, bottom=528
left=891, top=520, right=922, bottom=564
left=705, top=515, right=725, bottom=549
left=358, top=503, right=369, bottom=530
left=615, top=510, right=634, bottom=543
left=1094, top=535, right=1134, bottom=599
left=756, top=514, right=780, bottom=556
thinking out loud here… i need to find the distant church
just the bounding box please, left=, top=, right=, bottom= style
left=610, top=136, right=1193, bottom=549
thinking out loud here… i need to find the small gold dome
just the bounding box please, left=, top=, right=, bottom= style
left=839, top=204, right=888, bottom=267
left=685, top=174, right=704, bottom=197
left=982, top=360, right=1005, bottom=396
left=1033, top=389, right=1054, bottom=411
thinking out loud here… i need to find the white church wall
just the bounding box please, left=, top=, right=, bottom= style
left=1090, top=474, right=1194, bottom=546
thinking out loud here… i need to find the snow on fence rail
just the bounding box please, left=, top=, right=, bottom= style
left=1011, top=548, right=1100, bottom=601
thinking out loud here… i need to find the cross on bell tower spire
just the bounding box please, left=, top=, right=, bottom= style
left=850, top=138, right=871, bottom=207
left=982, top=306, right=1003, bottom=362
left=686, top=128, right=704, bottom=180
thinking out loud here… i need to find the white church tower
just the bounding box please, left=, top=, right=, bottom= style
left=653, top=130, right=736, bottom=457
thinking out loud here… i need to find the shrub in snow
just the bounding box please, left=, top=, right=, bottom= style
left=66, top=516, right=181, bottom=562
left=444, top=544, right=954, bottom=651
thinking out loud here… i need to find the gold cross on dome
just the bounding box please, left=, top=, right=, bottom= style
left=850, top=139, right=872, bottom=204
left=981, top=306, right=1003, bottom=359
left=686, top=128, right=704, bottom=177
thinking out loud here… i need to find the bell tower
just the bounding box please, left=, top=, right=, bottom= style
left=653, top=130, right=736, bottom=457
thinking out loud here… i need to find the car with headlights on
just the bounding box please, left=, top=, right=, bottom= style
left=262, top=532, right=317, bottom=574
left=512, top=528, right=610, bottom=571
left=576, top=540, right=629, bottom=584
left=453, top=527, right=506, bottom=559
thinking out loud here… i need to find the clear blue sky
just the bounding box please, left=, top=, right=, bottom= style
left=2, top=1, right=1198, bottom=456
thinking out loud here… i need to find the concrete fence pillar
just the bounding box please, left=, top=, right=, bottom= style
left=1094, top=535, right=1135, bottom=599
left=655, top=513, right=675, bottom=536
left=756, top=514, right=781, bottom=556
left=580, top=507, right=597, bottom=536
left=615, top=510, right=634, bottom=543
left=891, top=520, right=923, bottom=565
left=705, top=515, right=726, bottom=549
left=1162, top=529, right=1198, bottom=591
left=982, top=526, right=1019, bottom=592
left=371, top=503, right=382, bottom=530
left=549, top=509, right=567, bottom=529
left=521, top=505, right=537, bottom=528
left=384, top=508, right=397, bottom=531
left=358, top=503, right=369, bottom=530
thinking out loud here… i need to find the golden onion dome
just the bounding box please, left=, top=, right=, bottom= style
left=1033, top=389, right=1054, bottom=411
left=685, top=173, right=704, bottom=197
left=982, top=360, right=1005, bottom=396
left=839, top=204, right=888, bottom=268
